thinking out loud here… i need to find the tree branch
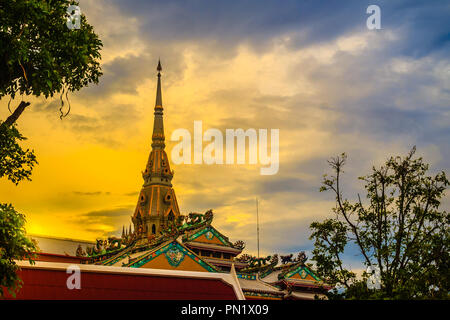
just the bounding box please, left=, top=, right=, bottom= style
left=1, top=101, right=30, bottom=128
left=335, top=164, right=372, bottom=266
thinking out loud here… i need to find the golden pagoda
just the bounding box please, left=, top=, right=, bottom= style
left=83, top=61, right=245, bottom=273
left=131, top=60, right=181, bottom=239
left=78, top=61, right=329, bottom=300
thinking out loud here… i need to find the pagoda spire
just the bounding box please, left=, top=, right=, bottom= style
left=155, top=59, right=162, bottom=106
left=142, top=60, right=173, bottom=186
left=152, top=59, right=165, bottom=150
left=131, top=60, right=181, bottom=239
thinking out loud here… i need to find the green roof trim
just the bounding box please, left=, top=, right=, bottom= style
left=237, top=273, right=257, bottom=280
left=127, top=241, right=218, bottom=272
left=185, top=226, right=232, bottom=247
left=283, top=265, right=321, bottom=281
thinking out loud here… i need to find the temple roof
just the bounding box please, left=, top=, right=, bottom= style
left=259, top=268, right=282, bottom=283
left=123, top=239, right=219, bottom=272
left=184, top=241, right=242, bottom=254
left=237, top=277, right=283, bottom=295
left=183, top=225, right=237, bottom=248
left=285, top=291, right=327, bottom=300
left=202, top=257, right=248, bottom=268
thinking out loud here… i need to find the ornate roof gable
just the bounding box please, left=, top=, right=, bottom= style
left=183, top=225, right=234, bottom=247
left=125, top=239, right=218, bottom=272
left=278, top=263, right=321, bottom=281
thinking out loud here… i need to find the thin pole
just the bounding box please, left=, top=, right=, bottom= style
left=256, top=197, right=260, bottom=259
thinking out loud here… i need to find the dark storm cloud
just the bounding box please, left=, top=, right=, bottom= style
left=383, top=1, right=450, bottom=58
left=108, top=0, right=449, bottom=56
left=306, top=49, right=450, bottom=171
left=110, top=0, right=362, bottom=48
left=80, top=55, right=155, bottom=97
left=86, top=56, right=146, bottom=96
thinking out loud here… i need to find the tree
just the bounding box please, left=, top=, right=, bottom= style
left=310, top=147, right=449, bottom=299
left=0, top=0, right=102, bottom=126
left=0, top=203, right=37, bottom=297
left=0, top=0, right=102, bottom=297
left=0, top=123, right=37, bottom=185
left=0, top=0, right=102, bottom=177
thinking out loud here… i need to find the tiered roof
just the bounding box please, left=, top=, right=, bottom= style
left=85, top=209, right=245, bottom=274
left=236, top=274, right=284, bottom=300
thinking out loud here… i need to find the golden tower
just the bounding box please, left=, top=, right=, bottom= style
left=132, top=60, right=181, bottom=238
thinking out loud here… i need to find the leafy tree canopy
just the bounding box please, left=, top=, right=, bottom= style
left=0, top=0, right=102, bottom=120
left=310, top=147, right=449, bottom=299
left=0, top=0, right=102, bottom=99
left=0, top=122, right=37, bottom=184
left=0, top=0, right=102, bottom=297
left=0, top=203, right=37, bottom=297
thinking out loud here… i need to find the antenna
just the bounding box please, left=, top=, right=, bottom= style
left=256, top=197, right=260, bottom=259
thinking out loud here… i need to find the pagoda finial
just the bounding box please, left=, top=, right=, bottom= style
left=155, top=59, right=163, bottom=108
left=152, top=59, right=165, bottom=149
left=157, top=59, right=162, bottom=73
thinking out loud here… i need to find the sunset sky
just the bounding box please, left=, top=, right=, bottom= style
left=0, top=0, right=449, bottom=271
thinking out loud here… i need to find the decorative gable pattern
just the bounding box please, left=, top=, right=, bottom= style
left=281, top=265, right=321, bottom=281
left=127, top=241, right=218, bottom=272
left=185, top=226, right=233, bottom=247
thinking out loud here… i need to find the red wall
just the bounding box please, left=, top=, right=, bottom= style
left=5, top=268, right=238, bottom=300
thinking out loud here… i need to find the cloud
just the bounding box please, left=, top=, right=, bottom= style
left=73, top=191, right=110, bottom=196
left=73, top=205, right=135, bottom=238
left=28, top=97, right=146, bottom=147
left=105, top=0, right=449, bottom=57
left=80, top=55, right=156, bottom=98
left=256, top=177, right=319, bottom=196
left=81, top=206, right=133, bottom=218
left=123, top=191, right=139, bottom=196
